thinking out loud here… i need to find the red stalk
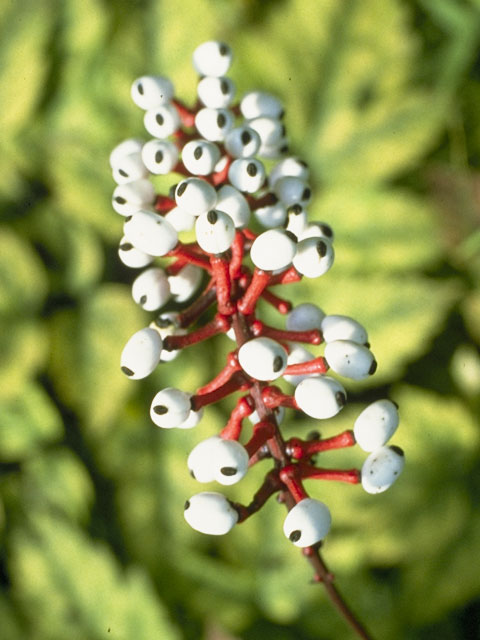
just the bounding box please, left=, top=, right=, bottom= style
left=220, top=395, right=255, bottom=440
left=163, top=314, right=230, bottom=351
left=210, top=255, right=235, bottom=315
left=191, top=372, right=252, bottom=411
left=287, top=430, right=356, bottom=459
left=237, top=269, right=272, bottom=314
left=251, top=320, right=323, bottom=345
left=283, top=356, right=329, bottom=376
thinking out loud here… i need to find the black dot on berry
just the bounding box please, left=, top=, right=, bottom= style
left=177, top=182, right=187, bottom=197
left=241, top=130, right=252, bottom=145
left=119, top=242, right=133, bottom=251
left=273, top=355, right=284, bottom=372
left=220, top=467, right=237, bottom=476
left=369, top=360, right=378, bottom=375
left=140, top=295, right=147, bottom=305
left=121, top=366, right=134, bottom=377
left=279, top=109, right=285, bottom=119
left=207, top=210, right=218, bottom=224
left=194, top=146, right=203, bottom=160
left=219, top=43, right=229, bottom=56
left=220, top=79, right=229, bottom=95
left=153, top=405, right=168, bottom=415
left=137, top=82, right=144, bottom=95
left=390, top=445, right=404, bottom=457
left=155, top=317, right=173, bottom=328
left=280, top=144, right=289, bottom=153
left=284, top=230, right=297, bottom=242
left=365, top=341, right=371, bottom=348
left=189, top=469, right=196, bottom=479
left=247, top=162, right=257, bottom=176
left=299, top=160, right=308, bottom=168
left=316, top=240, right=327, bottom=257
left=119, top=169, right=128, bottom=177
left=319, top=224, right=333, bottom=237
left=217, top=113, right=226, bottom=128
left=124, top=216, right=132, bottom=222
left=302, top=187, right=311, bottom=200
left=184, top=500, right=190, bottom=510
left=289, top=530, right=301, bottom=543
left=114, top=196, right=127, bottom=204
left=155, top=150, right=164, bottom=164
left=335, top=392, right=346, bottom=407
left=287, top=204, right=302, bottom=215
left=392, top=400, right=399, bottom=409
left=156, top=113, right=165, bottom=125
left=281, top=124, right=286, bottom=137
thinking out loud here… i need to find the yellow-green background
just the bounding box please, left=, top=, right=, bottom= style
left=1, top=0, right=480, bottom=638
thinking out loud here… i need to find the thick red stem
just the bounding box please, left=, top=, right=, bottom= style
left=269, top=265, right=302, bottom=285
left=287, top=431, right=356, bottom=459
left=167, top=244, right=212, bottom=272
left=279, top=464, right=309, bottom=502
left=155, top=194, right=176, bottom=213
left=283, top=356, right=329, bottom=376
left=229, top=231, right=245, bottom=279
left=261, top=386, right=298, bottom=410
left=299, top=464, right=361, bottom=485
left=220, top=395, right=255, bottom=440
left=251, top=320, right=323, bottom=345
left=260, top=289, right=292, bottom=314
left=247, top=192, right=278, bottom=209
left=237, top=269, right=272, bottom=315
left=244, top=420, right=277, bottom=457
left=210, top=255, right=235, bottom=315
left=234, top=468, right=283, bottom=522
left=196, top=352, right=241, bottom=395
left=172, top=99, right=196, bottom=128
left=191, top=372, right=252, bottom=410
left=163, top=314, right=230, bottom=351
left=176, top=286, right=217, bottom=328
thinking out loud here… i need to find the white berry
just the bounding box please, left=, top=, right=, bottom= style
left=131, top=75, right=174, bottom=109
left=361, top=446, right=405, bottom=494
left=283, top=498, right=332, bottom=547
left=112, top=151, right=148, bottom=184
left=132, top=267, right=171, bottom=311
left=228, top=158, right=266, bottom=193
left=293, top=237, right=334, bottom=278
left=175, top=178, right=217, bottom=216
left=118, top=236, right=154, bottom=269
left=110, top=138, right=144, bottom=168
left=215, top=185, right=251, bottom=228
left=250, top=229, right=296, bottom=271
left=181, top=140, right=221, bottom=176
left=238, top=337, right=288, bottom=381
left=195, top=209, right=235, bottom=254
left=295, top=376, right=347, bottom=419
left=150, top=388, right=192, bottom=428
left=144, top=103, right=180, bottom=138
left=240, top=91, right=284, bottom=119
left=197, top=76, right=236, bottom=108
left=192, top=41, right=233, bottom=77
left=324, top=340, right=377, bottom=380
left=268, top=156, right=309, bottom=188
left=112, top=179, right=155, bottom=216
left=195, top=108, right=234, bottom=142
left=321, top=315, right=368, bottom=345
left=224, top=126, right=261, bottom=158
left=141, top=139, right=179, bottom=174
left=273, top=176, right=311, bottom=206
left=123, top=210, right=178, bottom=256
left=168, top=263, right=202, bottom=303
left=286, top=303, right=325, bottom=332
left=354, top=400, right=399, bottom=452
left=120, top=327, right=162, bottom=380
left=184, top=492, right=238, bottom=535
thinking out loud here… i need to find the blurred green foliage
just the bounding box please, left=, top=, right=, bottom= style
left=1, top=0, right=480, bottom=638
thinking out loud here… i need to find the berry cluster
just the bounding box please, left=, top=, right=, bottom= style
left=111, top=42, right=404, bottom=557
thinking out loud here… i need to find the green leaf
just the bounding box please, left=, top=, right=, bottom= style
left=311, top=187, right=444, bottom=274
left=0, top=383, right=63, bottom=462
left=22, top=449, right=94, bottom=523
left=48, top=284, right=145, bottom=434
left=0, top=320, right=48, bottom=401
left=0, top=227, right=48, bottom=316
left=11, top=514, right=181, bottom=640
left=0, top=0, right=54, bottom=134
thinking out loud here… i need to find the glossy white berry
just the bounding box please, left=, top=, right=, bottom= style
left=268, top=157, right=309, bottom=188
left=354, top=400, right=399, bottom=452
left=112, top=151, right=148, bottom=184
left=118, top=236, right=154, bottom=269
left=195, top=209, right=235, bottom=254
left=141, top=139, right=179, bottom=174
left=197, top=76, right=236, bottom=108
left=168, top=263, right=202, bottom=303
left=283, top=498, right=332, bottom=547
left=195, top=108, right=234, bottom=142
left=238, top=337, right=288, bottom=381
left=175, top=177, right=217, bottom=216
left=184, top=492, right=238, bottom=535
left=361, top=446, right=405, bottom=494
left=293, top=237, right=334, bottom=278
left=258, top=138, right=289, bottom=159
left=273, top=176, right=311, bottom=206
left=240, top=91, right=284, bottom=119
left=132, top=267, right=171, bottom=311
left=228, top=158, right=266, bottom=193
left=283, top=343, right=315, bottom=386
left=120, top=327, right=162, bottom=379
left=150, top=312, right=183, bottom=363
left=300, top=221, right=334, bottom=243
left=253, top=201, right=287, bottom=228
left=144, top=103, right=180, bottom=138
left=188, top=436, right=222, bottom=482
left=164, top=206, right=196, bottom=232
left=177, top=408, right=204, bottom=430
left=295, top=376, right=347, bottom=419
left=224, top=126, right=261, bottom=158
left=150, top=388, right=192, bottom=428
left=112, top=179, right=155, bottom=216
left=215, top=185, right=251, bottom=228
left=181, top=140, right=221, bottom=176
left=285, top=204, right=308, bottom=239
left=192, top=41, right=233, bottom=77
left=188, top=437, right=249, bottom=486
left=324, top=340, right=377, bottom=380
left=248, top=116, right=285, bottom=147
left=110, top=138, right=144, bottom=168
left=321, top=315, right=368, bottom=345
left=131, top=75, right=174, bottom=109
left=286, top=303, right=325, bottom=332
left=250, top=229, right=297, bottom=271
left=123, top=210, right=178, bottom=256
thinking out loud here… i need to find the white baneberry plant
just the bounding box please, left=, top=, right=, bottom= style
left=111, top=41, right=405, bottom=639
